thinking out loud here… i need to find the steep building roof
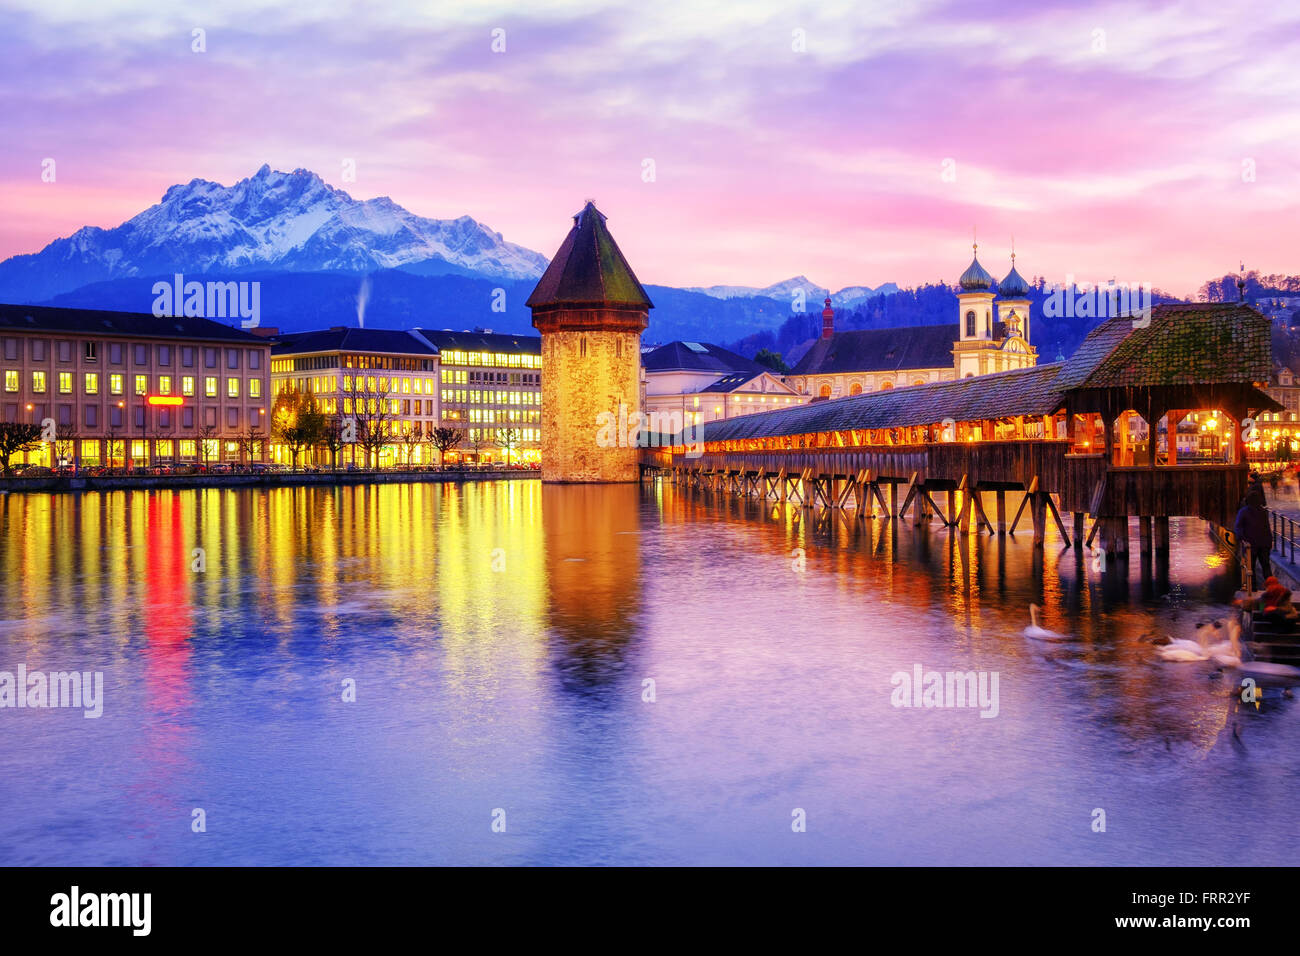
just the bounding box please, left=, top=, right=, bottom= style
left=642, top=340, right=765, bottom=375
left=0, top=302, right=267, bottom=343
left=788, top=324, right=958, bottom=376
left=272, top=327, right=435, bottom=355
left=526, top=202, right=653, bottom=310
left=415, top=329, right=541, bottom=355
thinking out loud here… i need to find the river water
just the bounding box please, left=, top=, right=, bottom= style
left=0, top=479, right=1294, bottom=865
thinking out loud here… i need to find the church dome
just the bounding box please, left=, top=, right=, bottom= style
left=959, top=252, right=994, bottom=291
left=998, top=262, right=1031, bottom=298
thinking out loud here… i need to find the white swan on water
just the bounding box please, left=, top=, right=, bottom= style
left=1159, top=616, right=1300, bottom=682
left=1024, top=604, right=1071, bottom=642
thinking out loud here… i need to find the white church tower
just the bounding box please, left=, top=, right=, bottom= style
left=954, top=242, right=996, bottom=378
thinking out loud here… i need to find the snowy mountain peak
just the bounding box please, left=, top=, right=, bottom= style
left=0, top=166, right=550, bottom=303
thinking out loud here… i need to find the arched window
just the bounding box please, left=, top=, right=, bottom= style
left=819, top=384, right=832, bottom=398
left=965, top=311, right=976, bottom=337
left=849, top=383, right=862, bottom=396
left=880, top=381, right=894, bottom=391
left=912, top=377, right=926, bottom=387
left=985, top=310, right=991, bottom=335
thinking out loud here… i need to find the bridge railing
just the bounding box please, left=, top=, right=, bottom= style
left=1268, top=509, right=1300, bottom=567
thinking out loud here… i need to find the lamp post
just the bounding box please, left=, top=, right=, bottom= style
left=24, top=404, right=34, bottom=469
left=115, top=401, right=124, bottom=471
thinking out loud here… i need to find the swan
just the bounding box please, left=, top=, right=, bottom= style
left=1160, top=618, right=1242, bottom=663
left=1024, top=604, right=1071, bottom=642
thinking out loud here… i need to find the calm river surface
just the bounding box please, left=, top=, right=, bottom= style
left=0, top=479, right=1294, bottom=865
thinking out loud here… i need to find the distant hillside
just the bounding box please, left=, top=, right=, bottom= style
left=40, top=269, right=811, bottom=342
left=724, top=279, right=1187, bottom=369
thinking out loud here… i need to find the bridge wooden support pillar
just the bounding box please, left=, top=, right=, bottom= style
left=995, top=490, right=1007, bottom=534
left=1138, top=515, right=1153, bottom=556
left=1154, top=516, right=1170, bottom=555
left=1031, top=492, right=1048, bottom=547
left=1100, top=517, right=1130, bottom=558
left=889, top=481, right=899, bottom=517
left=1072, top=512, right=1084, bottom=550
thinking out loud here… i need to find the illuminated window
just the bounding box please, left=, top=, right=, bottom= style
left=159, top=375, right=171, bottom=395
left=32, top=371, right=46, bottom=393
left=182, top=376, right=194, bottom=396
left=226, top=377, right=239, bottom=398
left=3, top=370, right=16, bottom=392
left=249, top=379, right=262, bottom=399
left=134, top=374, right=147, bottom=395
left=84, top=372, right=98, bottom=395
left=59, top=372, right=73, bottom=394
left=205, top=377, right=218, bottom=398
left=109, top=373, right=122, bottom=395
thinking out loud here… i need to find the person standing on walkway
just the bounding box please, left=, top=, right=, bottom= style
left=1234, top=490, right=1273, bottom=587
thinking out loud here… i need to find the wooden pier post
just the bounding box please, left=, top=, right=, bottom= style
left=1072, top=512, right=1084, bottom=550
left=996, top=490, right=1007, bottom=534
left=1031, top=492, right=1048, bottom=547
left=1139, top=515, right=1152, bottom=556
left=1153, top=515, right=1169, bottom=555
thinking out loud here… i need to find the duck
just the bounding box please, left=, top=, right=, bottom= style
left=1024, top=604, right=1072, bottom=642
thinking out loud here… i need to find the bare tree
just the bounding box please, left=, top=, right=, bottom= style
left=239, top=422, right=266, bottom=467
left=197, top=423, right=220, bottom=469
left=399, top=422, right=423, bottom=468
left=426, top=425, right=464, bottom=469
left=0, top=423, right=41, bottom=476
left=53, top=424, right=80, bottom=471
left=319, top=414, right=347, bottom=470
left=495, top=426, right=522, bottom=467
left=340, top=376, right=395, bottom=469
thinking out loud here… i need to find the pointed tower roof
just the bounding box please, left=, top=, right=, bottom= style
left=959, top=241, right=994, bottom=291
left=526, top=202, right=653, bottom=310
left=999, top=250, right=1031, bottom=299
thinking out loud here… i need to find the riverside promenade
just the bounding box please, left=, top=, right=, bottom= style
left=0, top=467, right=539, bottom=495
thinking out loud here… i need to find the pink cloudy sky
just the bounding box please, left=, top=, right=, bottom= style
left=1, top=0, right=1298, bottom=297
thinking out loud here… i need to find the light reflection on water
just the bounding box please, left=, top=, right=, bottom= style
left=0, top=479, right=1294, bottom=865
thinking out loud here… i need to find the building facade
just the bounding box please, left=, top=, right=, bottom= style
left=415, top=329, right=542, bottom=464
left=269, top=327, right=440, bottom=467
left=1, top=303, right=271, bottom=468
left=1249, top=364, right=1300, bottom=461
left=785, top=247, right=1038, bottom=400
left=528, top=202, right=650, bottom=483
left=642, top=340, right=805, bottom=429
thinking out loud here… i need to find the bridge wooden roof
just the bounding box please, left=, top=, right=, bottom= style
left=1074, top=303, right=1270, bottom=389
left=697, top=362, right=1067, bottom=442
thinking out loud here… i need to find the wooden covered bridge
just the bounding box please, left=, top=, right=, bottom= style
left=644, top=304, right=1279, bottom=557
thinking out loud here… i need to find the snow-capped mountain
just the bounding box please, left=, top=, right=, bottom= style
left=0, top=165, right=550, bottom=302
left=684, top=276, right=896, bottom=309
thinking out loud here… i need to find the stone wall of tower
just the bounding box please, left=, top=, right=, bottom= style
left=539, top=325, right=643, bottom=483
